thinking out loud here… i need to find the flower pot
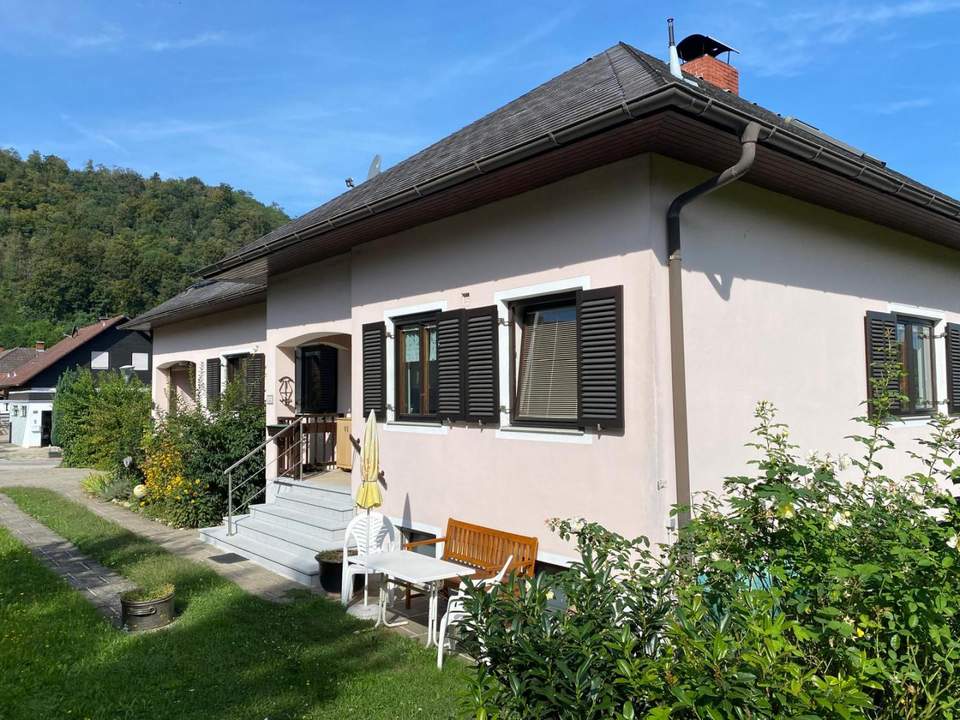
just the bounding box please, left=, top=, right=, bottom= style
left=316, top=557, right=364, bottom=595
left=121, top=589, right=175, bottom=632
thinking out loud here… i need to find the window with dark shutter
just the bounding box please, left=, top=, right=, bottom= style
left=509, top=285, right=623, bottom=431
left=435, top=310, right=465, bottom=422
left=463, top=306, right=500, bottom=424
left=245, top=354, right=265, bottom=406
left=362, top=321, right=386, bottom=420
left=946, top=323, right=960, bottom=414
left=205, top=358, right=221, bottom=411
left=578, top=286, right=623, bottom=430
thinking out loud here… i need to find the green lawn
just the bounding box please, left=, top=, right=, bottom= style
left=0, top=487, right=468, bottom=720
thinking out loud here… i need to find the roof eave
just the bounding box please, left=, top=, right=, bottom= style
left=196, top=82, right=960, bottom=280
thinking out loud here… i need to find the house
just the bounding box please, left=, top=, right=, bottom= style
left=0, top=317, right=152, bottom=447
left=124, top=32, right=960, bottom=584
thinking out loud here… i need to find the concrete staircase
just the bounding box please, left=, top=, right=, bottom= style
left=200, top=477, right=354, bottom=587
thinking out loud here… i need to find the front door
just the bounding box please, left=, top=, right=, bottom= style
left=299, top=345, right=338, bottom=414
left=40, top=411, right=52, bottom=447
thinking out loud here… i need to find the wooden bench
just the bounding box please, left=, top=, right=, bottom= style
left=402, top=518, right=539, bottom=606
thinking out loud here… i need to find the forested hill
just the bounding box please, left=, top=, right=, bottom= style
left=0, top=149, right=289, bottom=347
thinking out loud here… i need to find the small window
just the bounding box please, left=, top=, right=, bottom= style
left=512, top=295, right=579, bottom=426
left=896, top=315, right=936, bottom=415
left=91, top=350, right=109, bottom=370
left=132, top=353, right=149, bottom=371
left=395, top=315, right=438, bottom=421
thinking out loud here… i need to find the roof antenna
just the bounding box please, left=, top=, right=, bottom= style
left=667, top=18, right=683, bottom=79
left=344, top=177, right=355, bottom=189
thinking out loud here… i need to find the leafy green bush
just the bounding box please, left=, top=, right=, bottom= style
left=52, top=368, right=98, bottom=466
left=52, top=368, right=151, bottom=477
left=141, top=380, right=264, bottom=528
left=463, top=401, right=960, bottom=718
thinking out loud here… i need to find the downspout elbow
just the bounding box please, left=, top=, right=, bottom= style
left=667, top=122, right=761, bottom=260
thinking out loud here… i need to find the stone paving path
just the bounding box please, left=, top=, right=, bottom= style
left=0, top=468, right=311, bottom=604
left=0, top=493, right=136, bottom=626
left=0, top=464, right=436, bottom=643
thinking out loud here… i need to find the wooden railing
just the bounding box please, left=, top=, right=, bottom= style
left=274, top=414, right=339, bottom=478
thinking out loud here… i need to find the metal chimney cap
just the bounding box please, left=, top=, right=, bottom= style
left=677, top=33, right=739, bottom=62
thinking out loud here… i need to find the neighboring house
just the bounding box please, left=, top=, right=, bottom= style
left=0, top=317, right=152, bottom=448
left=125, top=34, right=960, bottom=583
left=0, top=345, right=41, bottom=437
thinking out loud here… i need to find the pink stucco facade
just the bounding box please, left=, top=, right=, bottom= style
left=149, top=152, right=960, bottom=563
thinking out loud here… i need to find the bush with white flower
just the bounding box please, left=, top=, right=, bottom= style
left=461, top=357, right=960, bottom=719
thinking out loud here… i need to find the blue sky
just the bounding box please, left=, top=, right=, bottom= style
left=2, top=0, right=959, bottom=216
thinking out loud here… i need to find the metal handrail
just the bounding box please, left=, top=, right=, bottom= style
left=226, top=417, right=304, bottom=536
left=223, top=417, right=303, bottom=476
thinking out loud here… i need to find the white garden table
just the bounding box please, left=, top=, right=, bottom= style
left=364, top=550, right=476, bottom=647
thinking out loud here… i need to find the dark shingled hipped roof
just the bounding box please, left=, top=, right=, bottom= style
left=127, top=41, right=960, bottom=330
left=206, top=42, right=957, bottom=273
left=121, top=279, right=264, bottom=331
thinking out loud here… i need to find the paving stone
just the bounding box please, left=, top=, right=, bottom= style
left=0, top=494, right=135, bottom=627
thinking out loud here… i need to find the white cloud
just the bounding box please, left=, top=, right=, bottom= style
left=870, top=97, right=934, bottom=114
left=68, top=22, right=124, bottom=50
left=149, top=31, right=226, bottom=52
left=60, top=114, right=125, bottom=153
left=712, top=0, right=960, bottom=77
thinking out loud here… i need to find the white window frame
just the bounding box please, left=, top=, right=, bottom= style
left=383, top=300, right=449, bottom=435
left=90, top=350, right=109, bottom=370
left=131, top=352, right=149, bottom=371
left=494, top=276, right=593, bottom=445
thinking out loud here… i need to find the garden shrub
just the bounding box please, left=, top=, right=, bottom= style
left=463, top=380, right=960, bottom=718
left=52, top=368, right=150, bottom=480
left=52, top=368, right=98, bottom=466
left=140, top=380, right=264, bottom=528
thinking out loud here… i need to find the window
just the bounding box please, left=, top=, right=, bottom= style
left=866, top=311, right=938, bottom=417
left=299, top=344, right=338, bottom=413
left=395, top=315, right=438, bottom=420
left=91, top=350, right=109, bottom=370
left=896, top=315, right=936, bottom=415
left=512, top=296, right=579, bottom=425
left=226, top=353, right=265, bottom=406
left=131, top=353, right=149, bottom=371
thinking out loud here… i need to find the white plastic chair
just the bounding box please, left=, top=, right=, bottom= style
left=436, top=554, right=513, bottom=669
left=341, top=511, right=398, bottom=606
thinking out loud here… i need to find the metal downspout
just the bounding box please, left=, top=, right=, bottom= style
left=667, top=121, right=761, bottom=528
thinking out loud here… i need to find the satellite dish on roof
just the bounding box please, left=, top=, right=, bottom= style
left=367, top=154, right=382, bottom=180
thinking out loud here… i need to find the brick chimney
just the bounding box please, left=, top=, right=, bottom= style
left=676, top=32, right=740, bottom=95
left=682, top=54, right=739, bottom=94
left=35, top=341, right=45, bottom=352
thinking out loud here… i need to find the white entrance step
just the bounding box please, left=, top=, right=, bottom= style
left=199, top=479, right=356, bottom=587
left=200, top=522, right=339, bottom=586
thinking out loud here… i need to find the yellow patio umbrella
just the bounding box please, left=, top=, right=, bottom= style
left=356, top=409, right=382, bottom=509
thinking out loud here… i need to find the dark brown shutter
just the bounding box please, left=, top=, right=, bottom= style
left=946, top=323, right=960, bottom=414
left=362, top=321, right=386, bottom=420
left=864, top=311, right=901, bottom=413
left=436, top=310, right=465, bottom=422
left=245, top=354, right=265, bottom=406
left=463, top=306, right=499, bottom=424
left=577, top=285, right=623, bottom=430
left=206, top=358, right=221, bottom=411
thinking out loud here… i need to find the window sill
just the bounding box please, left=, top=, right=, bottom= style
left=385, top=421, right=449, bottom=436
left=495, top=424, right=593, bottom=445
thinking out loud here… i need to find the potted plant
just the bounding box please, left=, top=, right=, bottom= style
left=315, top=549, right=362, bottom=595
left=120, top=582, right=176, bottom=632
